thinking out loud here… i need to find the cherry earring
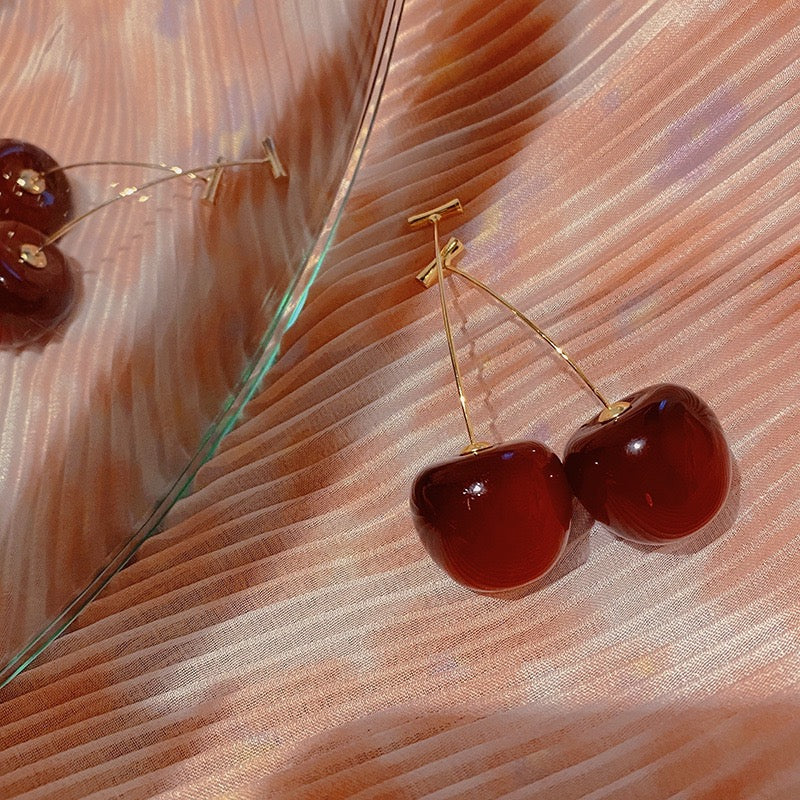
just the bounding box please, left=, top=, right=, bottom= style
left=407, top=200, right=573, bottom=593
left=0, top=220, right=73, bottom=346
left=0, top=137, right=286, bottom=347
left=420, top=236, right=732, bottom=547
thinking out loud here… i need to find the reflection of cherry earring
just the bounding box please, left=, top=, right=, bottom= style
left=407, top=200, right=573, bottom=593
left=0, top=137, right=286, bottom=346
left=416, top=224, right=732, bottom=548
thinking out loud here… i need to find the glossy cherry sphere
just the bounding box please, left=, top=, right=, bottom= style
left=410, top=441, right=573, bottom=592
left=0, top=139, right=73, bottom=235
left=564, top=384, right=731, bottom=545
left=0, top=221, right=74, bottom=345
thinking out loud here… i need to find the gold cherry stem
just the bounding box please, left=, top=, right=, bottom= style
left=34, top=155, right=273, bottom=253
left=41, top=160, right=197, bottom=178
left=431, top=217, right=486, bottom=452
left=444, top=264, right=612, bottom=411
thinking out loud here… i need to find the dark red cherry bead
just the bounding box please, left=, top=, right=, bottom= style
left=0, top=139, right=73, bottom=235
left=564, top=383, right=731, bottom=545
left=0, top=221, right=74, bottom=345
left=410, top=441, right=572, bottom=592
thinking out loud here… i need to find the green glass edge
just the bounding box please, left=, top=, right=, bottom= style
left=0, top=0, right=404, bottom=690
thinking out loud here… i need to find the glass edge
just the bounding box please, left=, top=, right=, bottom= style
left=0, top=0, right=405, bottom=690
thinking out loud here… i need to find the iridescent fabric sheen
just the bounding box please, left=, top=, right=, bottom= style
left=2, top=1, right=800, bottom=798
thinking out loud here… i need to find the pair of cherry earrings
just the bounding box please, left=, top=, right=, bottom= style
left=407, top=200, right=732, bottom=593
left=0, top=137, right=286, bottom=347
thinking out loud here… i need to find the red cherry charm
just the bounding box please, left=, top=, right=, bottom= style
left=0, top=221, right=74, bottom=346
left=0, top=139, right=73, bottom=236
left=564, top=384, right=731, bottom=545
left=410, top=441, right=573, bottom=592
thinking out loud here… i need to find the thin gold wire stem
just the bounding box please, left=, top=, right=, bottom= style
left=445, top=264, right=611, bottom=410
left=41, top=160, right=193, bottom=177
left=432, top=218, right=481, bottom=448
left=37, top=156, right=270, bottom=251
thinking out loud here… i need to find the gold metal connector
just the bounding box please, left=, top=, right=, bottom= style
left=460, top=441, right=493, bottom=455
left=202, top=156, right=226, bottom=205
left=19, top=244, right=47, bottom=268
left=416, top=237, right=465, bottom=287
left=262, top=136, right=287, bottom=179
left=17, top=169, right=46, bottom=195
left=597, top=401, right=631, bottom=423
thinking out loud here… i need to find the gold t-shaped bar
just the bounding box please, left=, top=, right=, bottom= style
left=407, top=198, right=463, bottom=228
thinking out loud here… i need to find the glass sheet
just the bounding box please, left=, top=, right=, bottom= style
left=0, top=0, right=402, bottom=685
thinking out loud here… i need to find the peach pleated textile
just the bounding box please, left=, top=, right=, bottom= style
left=3, top=0, right=800, bottom=798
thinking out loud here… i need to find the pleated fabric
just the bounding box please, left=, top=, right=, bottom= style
left=2, top=0, right=800, bottom=798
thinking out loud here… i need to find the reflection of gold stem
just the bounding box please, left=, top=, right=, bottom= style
left=445, top=264, right=612, bottom=410
left=20, top=138, right=286, bottom=265
left=42, top=160, right=191, bottom=178
left=36, top=156, right=270, bottom=251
